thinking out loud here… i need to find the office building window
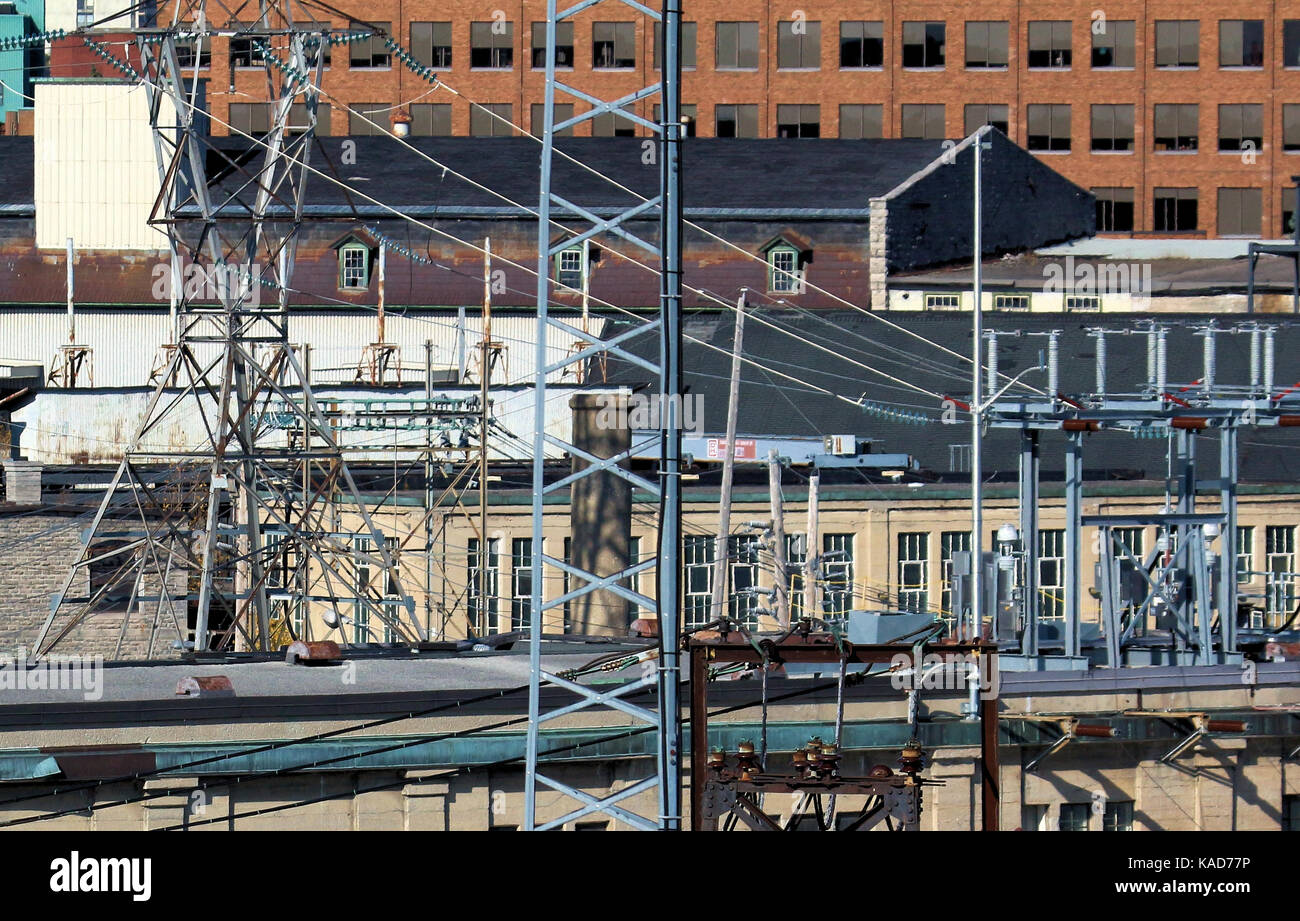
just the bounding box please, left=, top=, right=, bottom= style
left=777, top=104, right=820, bottom=138
left=470, top=103, right=514, bottom=137
left=591, top=105, right=635, bottom=137
left=1154, top=188, right=1199, bottom=231
left=229, top=102, right=273, bottom=138
left=229, top=27, right=267, bottom=68
left=841, top=21, right=883, bottom=68
left=1220, top=20, right=1264, bottom=67
left=898, top=532, right=929, bottom=614
left=1094, top=187, right=1136, bottom=232
left=1039, top=529, right=1066, bottom=619
left=287, top=102, right=330, bottom=136
left=1091, top=104, right=1134, bottom=151
left=940, top=531, right=969, bottom=632
left=511, top=538, right=532, bottom=629
left=531, top=21, right=573, bottom=69
left=76, top=0, right=94, bottom=28
left=1059, top=803, right=1091, bottom=831
left=1103, top=801, right=1134, bottom=831
left=1155, top=20, right=1200, bottom=68
left=785, top=534, right=806, bottom=620
left=653, top=103, right=698, bottom=135
left=471, top=21, right=514, bottom=69
left=902, top=22, right=945, bottom=68
left=965, top=103, right=1008, bottom=136
left=1286, top=21, right=1300, bottom=67
left=1286, top=105, right=1300, bottom=152
left=1154, top=104, right=1199, bottom=151
left=347, top=102, right=388, bottom=136
left=684, top=535, right=715, bottom=628
left=411, top=22, right=452, bottom=69
left=533, top=103, right=575, bottom=137
left=715, top=21, right=759, bottom=69
left=729, top=534, right=760, bottom=627
left=1027, top=104, right=1071, bottom=151
left=1219, top=104, right=1263, bottom=152
left=1285, top=794, right=1300, bottom=830
left=654, top=22, right=697, bottom=69
left=175, top=35, right=211, bottom=68
left=1218, top=188, right=1262, bottom=237
left=1236, top=526, right=1255, bottom=583
left=1114, top=527, right=1145, bottom=558
left=840, top=104, right=883, bottom=139
left=468, top=536, right=500, bottom=634
left=777, top=20, right=821, bottom=69
left=1266, top=525, right=1296, bottom=626
left=349, top=23, right=391, bottom=68
left=901, top=103, right=945, bottom=140
left=715, top=103, right=758, bottom=138
left=1093, top=20, right=1135, bottom=67
left=410, top=103, right=451, bottom=137
left=593, top=22, right=635, bottom=68
left=823, top=534, right=855, bottom=615
left=1285, top=187, right=1299, bottom=236
left=1028, top=21, right=1072, bottom=68
left=966, top=21, right=1009, bottom=68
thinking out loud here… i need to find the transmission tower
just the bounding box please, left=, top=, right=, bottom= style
left=524, top=1, right=685, bottom=830
left=34, top=4, right=422, bottom=656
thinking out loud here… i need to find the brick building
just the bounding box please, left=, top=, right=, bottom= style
left=54, top=1, right=1300, bottom=240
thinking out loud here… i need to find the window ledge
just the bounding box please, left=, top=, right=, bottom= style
left=776, top=67, right=823, bottom=72
left=901, top=66, right=946, bottom=72
left=1027, top=67, right=1073, bottom=72
left=1091, top=65, right=1136, bottom=71
left=1091, top=149, right=1136, bottom=155
left=1154, top=65, right=1200, bottom=71
left=1219, top=66, right=1264, bottom=71
left=1153, top=150, right=1201, bottom=155
left=964, top=65, right=1009, bottom=70
left=1030, top=149, right=1073, bottom=154
left=840, top=66, right=885, bottom=72
left=714, top=67, right=760, bottom=72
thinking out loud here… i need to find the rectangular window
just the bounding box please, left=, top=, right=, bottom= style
left=533, top=103, right=575, bottom=136
left=1154, top=104, right=1199, bottom=152
left=229, top=102, right=273, bottom=138
left=1094, top=187, right=1136, bottom=232
left=563, top=536, right=573, bottom=632
left=1093, top=20, right=1135, bottom=67
left=1091, top=104, right=1134, bottom=151
left=715, top=103, right=758, bottom=138
left=1022, top=804, right=1048, bottom=831
left=840, top=104, right=883, bottom=139
left=1220, top=20, right=1264, bottom=67
left=531, top=21, right=574, bottom=69
left=76, top=0, right=94, bottom=28
left=925, top=293, right=960, bottom=309
left=965, top=103, right=1008, bottom=136
left=175, top=35, right=211, bottom=68
left=339, top=245, right=368, bottom=289
left=1065, top=295, right=1101, bottom=311
left=593, top=22, right=636, bottom=68
left=1103, top=801, right=1134, bottom=831
left=654, top=22, right=697, bottom=69
left=471, top=21, right=514, bottom=69
left=591, top=105, right=635, bottom=137
left=411, top=22, right=452, bottom=69
left=840, top=21, right=884, bottom=68
left=410, top=103, right=451, bottom=137
left=901, top=103, right=945, bottom=140
left=470, top=103, right=514, bottom=137
left=898, top=532, right=929, bottom=614
left=715, top=21, right=759, bottom=69
left=1027, top=104, right=1071, bottom=151
left=684, top=535, right=715, bottom=628
left=966, top=21, right=1009, bottom=68
left=1266, top=525, right=1295, bottom=627
left=777, top=20, right=821, bottom=69
left=347, top=102, right=388, bottom=137
left=1286, top=105, right=1300, bottom=151
left=1039, top=529, right=1066, bottom=619
left=785, top=534, right=806, bottom=620
left=1218, top=188, right=1262, bottom=237
left=1285, top=794, right=1300, bottom=830
left=468, top=536, right=500, bottom=634
left=1028, top=21, right=1072, bottom=68
left=556, top=247, right=585, bottom=289
left=1155, top=20, right=1199, bottom=68
left=349, top=23, right=391, bottom=68
left=1287, top=21, right=1300, bottom=68
left=229, top=27, right=266, bottom=68
left=1237, top=525, right=1255, bottom=583
left=823, top=534, right=855, bottom=615
left=902, top=22, right=946, bottom=68
left=1154, top=187, right=1199, bottom=231
left=940, top=531, right=970, bottom=632
left=994, top=294, right=1030, bottom=309
left=511, top=538, right=533, bottom=629
left=1059, top=803, right=1091, bottom=831
left=653, top=103, right=698, bottom=135
left=729, top=535, right=761, bottom=627
left=287, top=102, right=330, bottom=136
left=1219, top=104, right=1263, bottom=153
left=1287, top=187, right=1299, bottom=236
left=777, top=104, right=820, bottom=138
left=769, top=248, right=801, bottom=292
left=1114, top=527, right=1145, bottom=558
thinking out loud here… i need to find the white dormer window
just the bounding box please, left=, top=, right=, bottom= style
left=556, top=246, right=585, bottom=290
left=339, top=243, right=370, bottom=290
left=768, top=245, right=803, bottom=293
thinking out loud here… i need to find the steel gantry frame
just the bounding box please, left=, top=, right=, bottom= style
left=525, top=0, right=684, bottom=831
left=35, top=3, right=422, bottom=657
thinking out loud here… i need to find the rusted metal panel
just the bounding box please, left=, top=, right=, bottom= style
left=175, top=675, right=236, bottom=697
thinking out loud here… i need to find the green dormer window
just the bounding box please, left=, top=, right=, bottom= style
left=339, top=242, right=370, bottom=290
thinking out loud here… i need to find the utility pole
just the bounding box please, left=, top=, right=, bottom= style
left=479, top=238, right=492, bottom=636
left=970, top=128, right=985, bottom=643
left=805, top=474, right=820, bottom=617
left=711, top=290, right=747, bottom=621
left=769, top=449, right=789, bottom=627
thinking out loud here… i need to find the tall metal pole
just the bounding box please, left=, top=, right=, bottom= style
left=710, top=290, right=746, bottom=621
left=970, top=131, right=984, bottom=642
left=479, top=238, right=492, bottom=636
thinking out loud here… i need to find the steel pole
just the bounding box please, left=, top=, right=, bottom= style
left=970, top=131, right=984, bottom=642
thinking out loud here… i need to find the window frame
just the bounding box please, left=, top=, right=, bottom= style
left=902, top=21, right=946, bottom=69
left=338, top=242, right=370, bottom=290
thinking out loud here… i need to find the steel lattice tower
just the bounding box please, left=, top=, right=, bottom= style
left=525, top=2, right=685, bottom=829
left=35, top=3, right=422, bottom=656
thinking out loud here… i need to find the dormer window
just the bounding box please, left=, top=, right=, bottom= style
left=553, top=242, right=600, bottom=293
left=339, top=243, right=370, bottom=290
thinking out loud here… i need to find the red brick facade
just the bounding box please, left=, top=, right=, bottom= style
left=58, top=2, right=1300, bottom=238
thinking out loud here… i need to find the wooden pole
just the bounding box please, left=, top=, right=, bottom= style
left=804, top=474, right=820, bottom=617
left=769, top=449, right=789, bottom=627
left=710, top=291, right=746, bottom=621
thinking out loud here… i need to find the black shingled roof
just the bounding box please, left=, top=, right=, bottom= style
left=604, top=310, right=1300, bottom=484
